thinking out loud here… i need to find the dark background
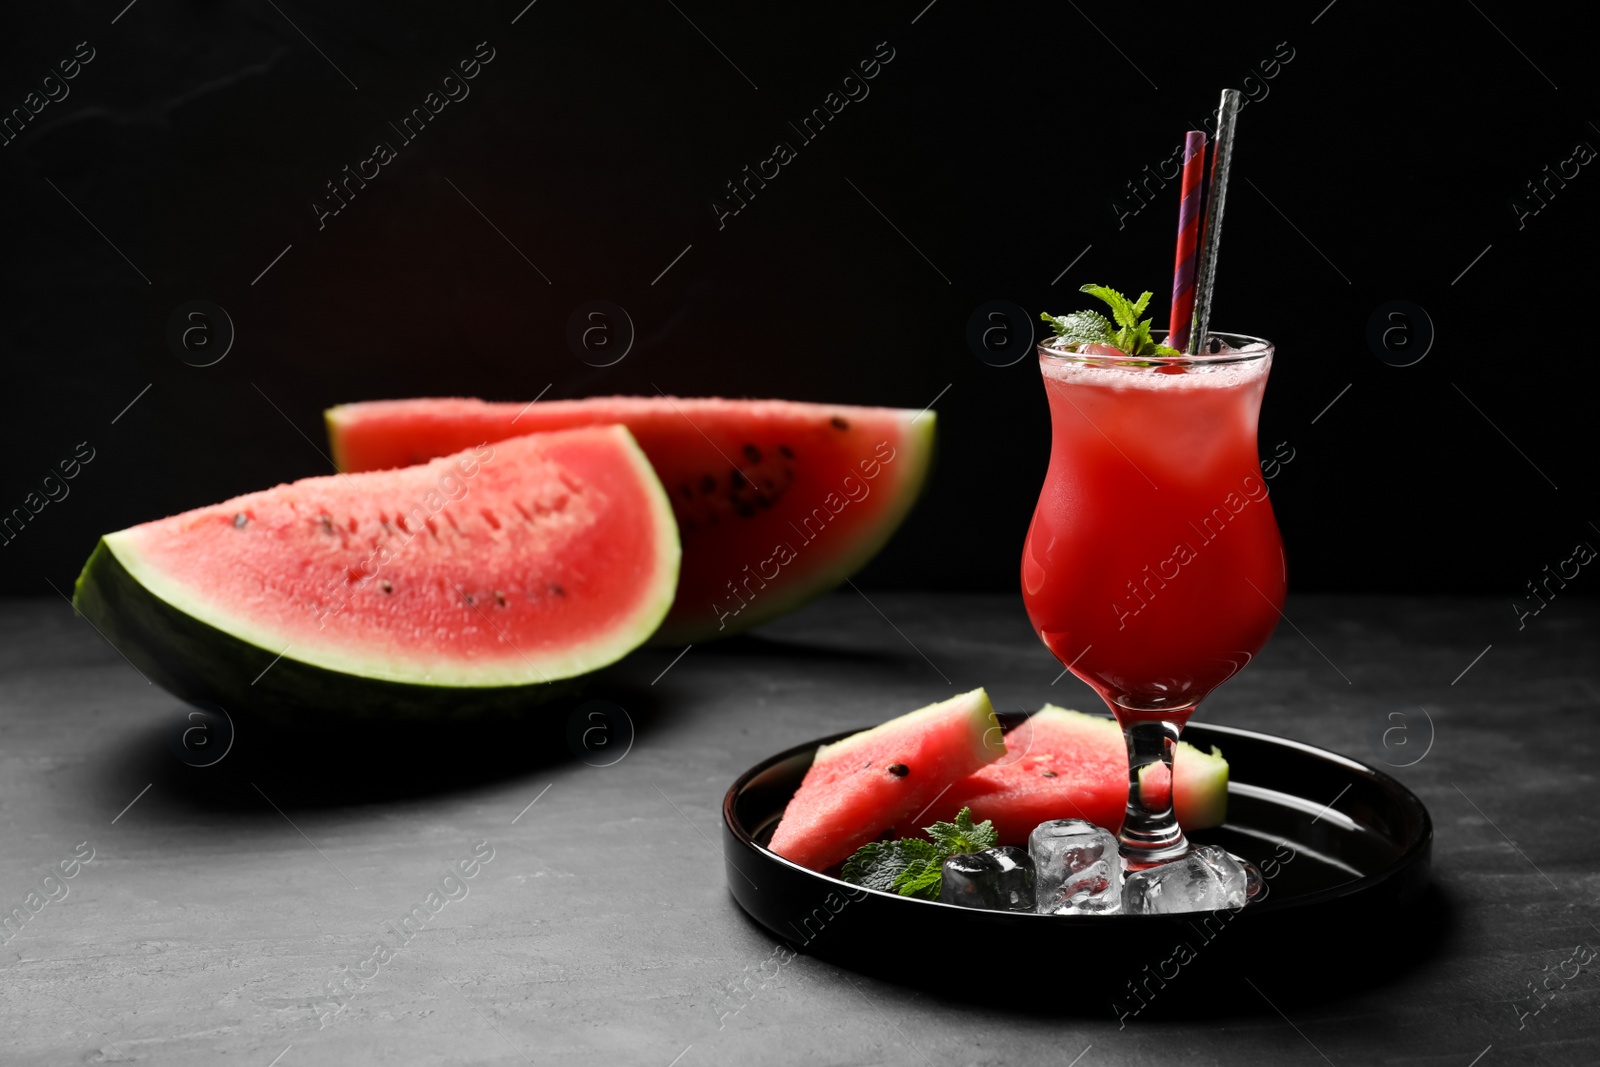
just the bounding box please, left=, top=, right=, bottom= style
left=1, top=0, right=1592, bottom=599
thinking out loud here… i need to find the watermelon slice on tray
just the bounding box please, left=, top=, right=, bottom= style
left=768, top=701, right=1230, bottom=876
left=72, top=426, right=679, bottom=724
left=767, top=688, right=1004, bottom=872
left=324, top=397, right=936, bottom=645
left=896, top=705, right=1229, bottom=844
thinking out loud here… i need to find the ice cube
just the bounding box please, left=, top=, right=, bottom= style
left=939, top=846, right=1036, bottom=911
left=1029, top=819, right=1120, bottom=915
left=1121, top=844, right=1251, bottom=915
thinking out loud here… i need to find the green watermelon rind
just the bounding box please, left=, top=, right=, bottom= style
left=72, top=539, right=587, bottom=725
left=70, top=429, right=680, bottom=725
left=651, top=410, right=938, bottom=645
left=1163, top=740, right=1229, bottom=829
left=816, top=679, right=1001, bottom=770
left=768, top=687, right=1005, bottom=871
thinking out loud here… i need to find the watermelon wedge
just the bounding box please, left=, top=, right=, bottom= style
left=896, top=706, right=1229, bottom=844
left=72, top=427, right=679, bottom=723
left=768, top=688, right=1004, bottom=872
left=324, top=397, right=936, bottom=644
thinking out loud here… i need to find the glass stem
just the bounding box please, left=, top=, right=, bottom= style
left=1115, top=711, right=1191, bottom=869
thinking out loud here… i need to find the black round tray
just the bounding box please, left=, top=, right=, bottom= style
left=722, top=720, right=1435, bottom=1011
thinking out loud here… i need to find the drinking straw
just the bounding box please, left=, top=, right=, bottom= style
left=1167, top=130, right=1208, bottom=352
left=1187, top=89, right=1242, bottom=354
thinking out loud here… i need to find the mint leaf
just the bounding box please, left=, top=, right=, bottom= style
left=1079, top=284, right=1143, bottom=332
left=838, top=806, right=1000, bottom=901
left=1041, top=309, right=1116, bottom=347
left=925, top=808, right=998, bottom=856
left=892, top=857, right=944, bottom=900
left=841, top=838, right=942, bottom=893
left=1045, top=285, right=1182, bottom=358
left=1124, top=316, right=1179, bottom=359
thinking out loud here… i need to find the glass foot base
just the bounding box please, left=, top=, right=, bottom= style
left=1118, top=836, right=1192, bottom=873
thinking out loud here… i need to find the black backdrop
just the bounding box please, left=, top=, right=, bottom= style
left=1, top=1, right=1593, bottom=599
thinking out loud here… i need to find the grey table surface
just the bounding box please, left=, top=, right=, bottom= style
left=1, top=590, right=1596, bottom=1066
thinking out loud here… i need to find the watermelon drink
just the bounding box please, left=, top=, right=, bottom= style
left=1021, top=330, right=1284, bottom=868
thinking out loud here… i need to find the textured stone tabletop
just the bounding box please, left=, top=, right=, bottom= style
left=1, top=591, right=1596, bottom=1065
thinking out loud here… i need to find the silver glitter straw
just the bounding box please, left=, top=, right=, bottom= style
left=1188, top=89, right=1242, bottom=354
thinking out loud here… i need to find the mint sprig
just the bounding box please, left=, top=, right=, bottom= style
left=839, top=807, right=999, bottom=901
left=926, top=807, right=998, bottom=856
left=841, top=838, right=940, bottom=894
left=1041, top=283, right=1180, bottom=358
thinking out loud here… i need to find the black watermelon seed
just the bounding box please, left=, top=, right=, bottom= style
left=754, top=494, right=772, bottom=509
left=494, top=590, right=507, bottom=607
left=778, top=444, right=794, bottom=459
left=463, top=592, right=476, bottom=606
left=700, top=474, right=716, bottom=494
left=381, top=580, right=393, bottom=594
left=733, top=501, right=756, bottom=518
left=549, top=582, right=566, bottom=597
left=1041, top=770, right=1058, bottom=777
left=743, top=443, right=762, bottom=463
left=232, top=513, right=248, bottom=528
left=887, top=763, right=909, bottom=777
left=318, top=514, right=334, bottom=532
left=729, top=468, right=747, bottom=490
left=830, top=417, right=849, bottom=430
left=684, top=518, right=699, bottom=533
left=679, top=484, right=693, bottom=501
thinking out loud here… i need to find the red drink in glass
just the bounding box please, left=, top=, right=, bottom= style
left=1021, top=333, right=1284, bottom=866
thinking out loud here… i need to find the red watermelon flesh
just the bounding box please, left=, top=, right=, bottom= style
left=768, top=688, right=1004, bottom=872
left=74, top=427, right=679, bottom=697
left=894, top=706, right=1229, bottom=845
left=325, top=397, right=935, bottom=644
